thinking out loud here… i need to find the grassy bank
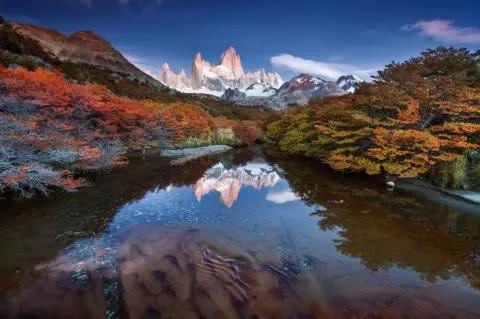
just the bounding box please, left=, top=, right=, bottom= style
left=428, top=152, right=480, bottom=191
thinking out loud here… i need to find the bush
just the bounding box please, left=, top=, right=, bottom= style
left=0, top=49, right=14, bottom=67
left=211, top=128, right=239, bottom=145
left=48, top=149, right=79, bottom=165
left=233, top=122, right=259, bottom=145
left=267, top=47, right=480, bottom=180
left=173, top=129, right=240, bottom=148
left=428, top=155, right=468, bottom=189
left=428, top=152, right=480, bottom=191
left=0, top=160, right=85, bottom=198
left=0, top=106, right=128, bottom=197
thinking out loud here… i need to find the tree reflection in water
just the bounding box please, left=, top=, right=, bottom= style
left=1, top=148, right=479, bottom=318
left=266, top=152, right=480, bottom=291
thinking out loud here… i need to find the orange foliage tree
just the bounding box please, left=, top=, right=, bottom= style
left=0, top=67, right=174, bottom=149
left=0, top=67, right=73, bottom=114
left=267, top=47, right=480, bottom=177
left=156, top=102, right=215, bottom=138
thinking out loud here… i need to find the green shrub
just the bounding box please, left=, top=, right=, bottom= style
left=0, top=49, right=13, bottom=67
left=17, top=56, right=38, bottom=71
left=468, top=154, right=480, bottom=190
left=428, top=152, right=480, bottom=190
left=174, top=136, right=212, bottom=148
left=211, top=128, right=239, bottom=145
left=428, top=156, right=468, bottom=189
left=173, top=129, right=240, bottom=149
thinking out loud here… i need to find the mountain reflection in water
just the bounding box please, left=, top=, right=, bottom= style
left=194, top=163, right=282, bottom=207
left=0, top=148, right=479, bottom=319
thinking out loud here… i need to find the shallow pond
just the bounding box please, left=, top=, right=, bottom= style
left=0, top=147, right=479, bottom=319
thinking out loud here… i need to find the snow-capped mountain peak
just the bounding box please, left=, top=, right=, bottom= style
left=279, top=74, right=329, bottom=93
left=157, top=47, right=284, bottom=97
left=219, top=46, right=244, bottom=80
left=336, top=74, right=364, bottom=93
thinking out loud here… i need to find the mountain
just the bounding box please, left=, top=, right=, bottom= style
left=222, top=74, right=347, bottom=109
left=13, top=23, right=151, bottom=78
left=158, top=47, right=284, bottom=96
left=219, top=46, right=244, bottom=79
left=222, top=88, right=247, bottom=101
left=336, top=74, right=364, bottom=93
left=194, top=162, right=282, bottom=207
left=242, top=83, right=277, bottom=97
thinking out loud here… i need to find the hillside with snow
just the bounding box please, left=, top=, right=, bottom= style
left=336, top=74, right=364, bottom=93
left=221, top=74, right=347, bottom=109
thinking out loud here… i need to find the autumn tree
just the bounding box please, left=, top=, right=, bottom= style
left=233, top=122, right=258, bottom=145
left=158, top=102, right=215, bottom=138
left=267, top=47, right=480, bottom=178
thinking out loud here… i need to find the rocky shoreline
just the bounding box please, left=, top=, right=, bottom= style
left=396, top=178, right=480, bottom=213
left=160, top=145, right=234, bottom=165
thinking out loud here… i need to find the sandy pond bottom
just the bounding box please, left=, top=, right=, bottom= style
left=0, top=148, right=479, bottom=318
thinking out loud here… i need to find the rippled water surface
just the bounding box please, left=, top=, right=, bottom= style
left=0, top=148, right=479, bottom=319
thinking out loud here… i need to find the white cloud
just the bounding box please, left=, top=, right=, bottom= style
left=265, top=190, right=301, bottom=204
left=270, top=54, right=378, bottom=81
left=402, top=20, right=480, bottom=44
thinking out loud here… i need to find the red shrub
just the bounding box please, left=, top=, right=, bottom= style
left=0, top=67, right=73, bottom=114
left=233, top=122, right=257, bottom=145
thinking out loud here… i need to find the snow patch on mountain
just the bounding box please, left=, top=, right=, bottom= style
left=241, top=83, right=277, bottom=97
left=336, top=74, right=364, bottom=93
left=178, top=86, right=225, bottom=97
left=222, top=73, right=347, bottom=109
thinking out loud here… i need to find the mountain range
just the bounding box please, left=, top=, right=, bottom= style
left=156, top=47, right=365, bottom=108
left=221, top=73, right=362, bottom=109
left=156, top=47, right=284, bottom=96
left=11, top=22, right=365, bottom=109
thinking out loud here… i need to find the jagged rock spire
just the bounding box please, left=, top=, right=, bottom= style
left=219, top=46, right=245, bottom=79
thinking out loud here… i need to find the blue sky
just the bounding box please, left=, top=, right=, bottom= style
left=1, top=0, right=480, bottom=80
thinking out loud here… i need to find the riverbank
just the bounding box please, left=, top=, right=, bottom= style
left=396, top=178, right=480, bottom=212
left=161, top=145, right=234, bottom=165
left=160, top=145, right=234, bottom=158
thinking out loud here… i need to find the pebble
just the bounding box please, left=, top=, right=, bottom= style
left=386, top=181, right=395, bottom=188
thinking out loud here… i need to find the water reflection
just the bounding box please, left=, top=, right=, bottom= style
left=194, top=163, right=282, bottom=207
left=265, top=189, right=301, bottom=204
left=0, top=148, right=479, bottom=318
left=266, top=153, right=480, bottom=288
